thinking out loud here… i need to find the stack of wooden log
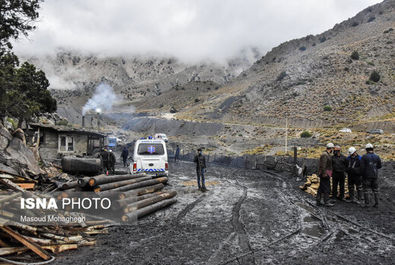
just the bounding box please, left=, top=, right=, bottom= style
left=58, top=173, right=177, bottom=222
left=0, top=173, right=177, bottom=263
left=0, top=175, right=109, bottom=264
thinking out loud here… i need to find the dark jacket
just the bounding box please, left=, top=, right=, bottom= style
left=360, top=153, right=382, bottom=179
left=194, top=154, right=206, bottom=169
left=100, top=150, right=109, bottom=167
left=121, top=148, right=129, bottom=159
left=332, top=154, right=347, bottom=173
left=175, top=147, right=180, bottom=156
left=318, top=151, right=332, bottom=178
left=109, top=152, right=116, bottom=165
left=346, top=155, right=361, bottom=177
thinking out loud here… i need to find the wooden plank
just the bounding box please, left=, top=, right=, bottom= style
left=0, top=226, right=51, bottom=260
left=16, top=183, right=35, bottom=190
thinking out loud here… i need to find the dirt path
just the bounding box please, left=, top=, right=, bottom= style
left=53, top=161, right=395, bottom=265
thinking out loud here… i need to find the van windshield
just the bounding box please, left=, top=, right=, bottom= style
left=137, top=143, right=165, bottom=155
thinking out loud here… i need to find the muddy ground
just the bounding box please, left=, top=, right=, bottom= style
left=53, top=161, right=395, bottom=265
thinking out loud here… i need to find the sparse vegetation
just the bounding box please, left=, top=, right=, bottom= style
left=368, top=16, right=376, bottom=23
left=323, top=105, right=332, bottom=112
left=369, top=71, right=380, bottom=82
left=350, top=51, right=360, bottom=60
left=56, top=119, right=68, bottom=126
left=276, top=71, right=287, bottom=81
left=300, top=131, right=312, bottom=138
left=383, top=28, right=393, bottom=34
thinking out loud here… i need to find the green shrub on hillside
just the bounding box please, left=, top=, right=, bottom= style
left=323, top=105, right=332, bottom=111
left=350, top=51, right=359, bottom=60
left=301, top=131, right=312, bottom=138
left=369, top=71, right=380, bottom=82
left=277, top=71, right=287, bottom=81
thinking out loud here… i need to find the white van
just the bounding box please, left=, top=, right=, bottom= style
left=154, top=133, right=168, bottom=143
left=130, top=138, right=168, bottom=176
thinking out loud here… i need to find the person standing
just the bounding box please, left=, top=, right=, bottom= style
left=317, top=143, right=334, bottom=207
left=108, top=149, right=116, bottom=175
left=175, top=145, right=180, bottom=162
left=346, top=147, right=362, bottom=203
left=121, top=146, right=129, bottom=167
left=332, top=145, right=347, bottom=201
left=360, top=143, right=382, bottom=208
left=194, top=148, right=207, bottom=192
left=99, top=148, right=110, bottom=174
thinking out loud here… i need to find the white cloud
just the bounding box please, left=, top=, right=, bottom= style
left=12, top=0, right=382, bottom=62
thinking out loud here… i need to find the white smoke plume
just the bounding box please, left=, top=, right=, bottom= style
left=82, top=83, right=118, bottom=115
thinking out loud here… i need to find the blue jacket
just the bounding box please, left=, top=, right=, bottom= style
left=360, top=153, right=382, bottom=179
left=346, top=155, right=361, bottom=177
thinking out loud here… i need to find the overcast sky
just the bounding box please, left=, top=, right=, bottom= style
left=13, top=0, right=382, bottom=62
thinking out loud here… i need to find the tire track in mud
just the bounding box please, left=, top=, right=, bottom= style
left=175, top=193, right=206, bottom=223
left=231, top=183, right=255, bottom=264
left=136, top=194, right=207, bottom=265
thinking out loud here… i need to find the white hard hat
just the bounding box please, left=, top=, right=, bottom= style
left=348, top=147, right=356, bottom=155
left=326, top=143, right=334, bottom=148
left=365, top=143, right=374, bottom=149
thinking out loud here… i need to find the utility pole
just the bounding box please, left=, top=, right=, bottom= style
left=285, top=117, right=288, bottom=154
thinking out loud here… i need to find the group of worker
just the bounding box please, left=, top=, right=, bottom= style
left=99, top=147, right=117, bottom=175
left=317, top=142, right=382, bottom=208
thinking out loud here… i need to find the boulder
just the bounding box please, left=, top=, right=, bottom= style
left=0, top=123, right=12, bottom=151
left=2, top=129, right=42, bottom=176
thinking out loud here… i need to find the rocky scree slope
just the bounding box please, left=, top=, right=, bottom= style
left=182, top=0, right=395, bottom=128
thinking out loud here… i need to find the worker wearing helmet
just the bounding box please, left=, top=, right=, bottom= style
left=317, top=143, right=334, bottom=207
left=360, top=143, right=382, bottom=208
left=345, top=147, right=362, bottom=203
left=331, top=145, right=347, bottom=201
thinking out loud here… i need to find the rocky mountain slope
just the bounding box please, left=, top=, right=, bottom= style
left=177, top=0, right=394, bottom=129
left=20, top=47, right=261, bottom=123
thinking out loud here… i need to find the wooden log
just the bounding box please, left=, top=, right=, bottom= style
left=0, top=178, right=27, bottom=193
left=122, top=197, right=177, bottom=222
left=43, top=244, right=78, bottom=254
left=0, top=247, right=27, bottom=256
left=0, top=192, right=21, bottom=204
left=97, top=177, right=168, bottom=194
left=0, top=244, right=78, bottom=255
left=94, top=176, right=152, bottom=192
left=1, top=226, right=51, bottom=260
left=0, top=217, right=38, bottom=233
left=40, top=233, right=83, bottom=243
left=117, top=183, right=165, bottom=200
left=88, top=173, right=148, bottom=187
left=23, top=236, right=53, bottom=245
left=57, top=180, right=79, bottom=190
left=0, top=209, right=15, bottom=219
left=116, top=191, right=165, bottom=207
left=123, top=191, right=177, bottom=213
